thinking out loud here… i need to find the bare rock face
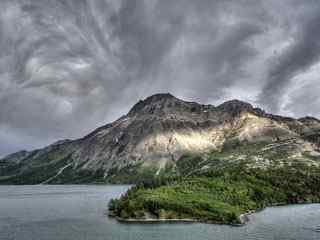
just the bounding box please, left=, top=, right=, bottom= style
left=1, top=93, right=319, bottom=184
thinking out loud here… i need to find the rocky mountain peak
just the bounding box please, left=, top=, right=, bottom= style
left=299, top=116, right=320, bottom=123
left=144, top=93, right=176, bottom=101
left=127, top=93, right=188, bottom=116
left=216, top=99, right=254, bottom=115
left=128, top=94, right=259, bottom=118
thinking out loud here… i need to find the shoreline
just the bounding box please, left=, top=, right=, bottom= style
left=109, top=202, right=316, bottom=226
left=115, top=216, right=198, bottom=224
left=109, top=212, right=248, bottom=226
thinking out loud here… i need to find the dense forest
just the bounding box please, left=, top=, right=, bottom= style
left=109, top=159, right=320, bottom=224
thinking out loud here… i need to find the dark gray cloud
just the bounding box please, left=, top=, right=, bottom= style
left=0, top=0, right=320, bottom=156
left=284, top=81, right=320, bottom=118
left=258, top=2, right=320, bottom=112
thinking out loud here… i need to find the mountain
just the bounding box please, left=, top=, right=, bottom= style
left=1, top=93, right=320, bottom=184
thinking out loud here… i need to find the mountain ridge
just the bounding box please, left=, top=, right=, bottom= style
left=0, top=93, right=319, bottom=184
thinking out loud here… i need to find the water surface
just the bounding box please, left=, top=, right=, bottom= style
left=0, top=185, right=319, bottom=240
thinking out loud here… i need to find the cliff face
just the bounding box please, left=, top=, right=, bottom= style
left=1, top=93, right=320, bottom=184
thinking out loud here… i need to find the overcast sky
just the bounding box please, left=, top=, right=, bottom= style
left=1, top=0, right=320, bottom=156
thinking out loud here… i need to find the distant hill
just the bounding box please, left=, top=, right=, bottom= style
left=1, top=93, right=319, bottom=184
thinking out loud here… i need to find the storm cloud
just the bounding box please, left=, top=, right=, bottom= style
left=0, top=0, right=320, bottom=156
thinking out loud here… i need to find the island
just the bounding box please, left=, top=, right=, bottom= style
left=108, top=150, right=320, bottom=225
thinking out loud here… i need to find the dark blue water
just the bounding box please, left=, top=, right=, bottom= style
left=0, top=185, right=319, bottom=240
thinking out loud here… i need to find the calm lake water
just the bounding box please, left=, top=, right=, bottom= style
left=0, top=185, right=320, bottom=240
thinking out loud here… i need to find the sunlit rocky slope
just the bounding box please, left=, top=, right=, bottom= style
left=0, top=93, right=319, bottom=184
